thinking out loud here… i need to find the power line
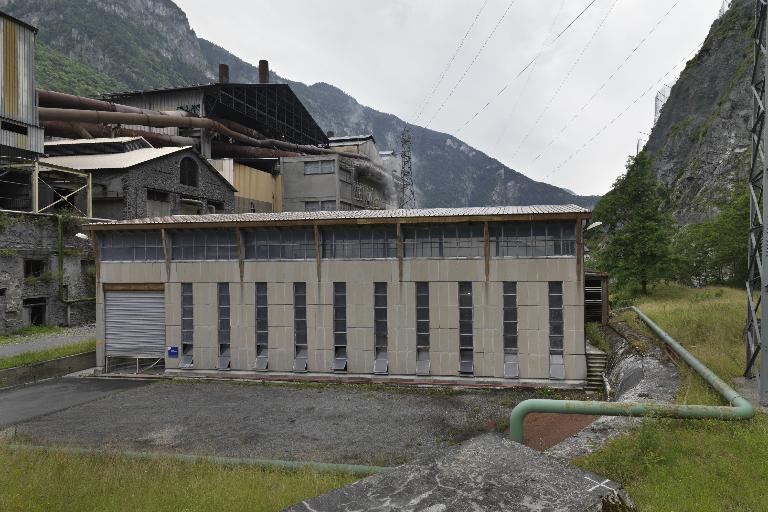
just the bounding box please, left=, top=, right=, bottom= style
left=506, top=0, right=620, bottom=161
left=529, top=1, right=680, bottom=163
left=423, top=0, right=520, bottom=129
left=456, top=0, right=600, bottom=133
left=491, top=0, right=568, bottom=152
left=543, top=43, right=700, bottom=180
left=412, top=0, right=491, bottom=124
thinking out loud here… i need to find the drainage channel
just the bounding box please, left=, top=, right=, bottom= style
left=509, top=306, right=755, bottom=443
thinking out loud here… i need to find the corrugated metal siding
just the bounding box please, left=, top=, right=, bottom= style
left=90, top=204, right=591, bottom=227
left=208, top=158, right=234, bottom=185
left=112, top=90, right=204, bottom=136
left=105, top=291, right=166, bottom=357
left=233, top=162, right=274, bottom=204
left=0, top=15, right=43, bottom=154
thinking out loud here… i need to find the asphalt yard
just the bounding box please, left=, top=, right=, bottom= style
left=2, top=378, right=595, bottom=465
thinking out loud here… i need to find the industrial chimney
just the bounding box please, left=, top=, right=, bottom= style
left=259, top=60, right=269, bottom=84
left=219, top=63, right=230, bottom=84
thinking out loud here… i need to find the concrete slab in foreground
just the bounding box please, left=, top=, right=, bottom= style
left=285, top=433, right=635, bottom=512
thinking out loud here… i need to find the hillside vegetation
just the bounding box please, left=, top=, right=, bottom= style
left=576, top=285, right=767, bottom=512
left=36, top=44, right=126, bottom=97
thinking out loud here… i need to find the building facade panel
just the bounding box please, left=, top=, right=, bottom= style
left=90, top=206, right=590, bottom=386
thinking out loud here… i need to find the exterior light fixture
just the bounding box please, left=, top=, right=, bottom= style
left=75, top=232, right=89, bottom=240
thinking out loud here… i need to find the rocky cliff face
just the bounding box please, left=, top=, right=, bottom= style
left=2, top=0, right=599, bottom=209
left=645, top=0, right=753, bottom=224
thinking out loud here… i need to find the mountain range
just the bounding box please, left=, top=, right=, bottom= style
left=0, top=0, right=600, bottom=209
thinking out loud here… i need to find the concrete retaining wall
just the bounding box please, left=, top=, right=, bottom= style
left=0, top=350, right=96, bottom=388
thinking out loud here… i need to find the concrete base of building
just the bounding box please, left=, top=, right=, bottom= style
left=133, top=368, right=588, bottom=389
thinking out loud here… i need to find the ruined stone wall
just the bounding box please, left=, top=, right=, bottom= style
left=0, top=211, right=95, bottom=334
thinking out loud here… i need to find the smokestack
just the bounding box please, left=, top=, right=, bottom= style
left=219, top=64, right=230, bottom=84
left=259, top=60, right=269, bottom=84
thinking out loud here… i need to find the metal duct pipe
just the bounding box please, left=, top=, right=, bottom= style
left=211, top=141, right=299, bottom=159
left=508, top=306, right=755, bottom=443
left=39, top=107, right=375, bottom=161
left=37, top=89, right=161, bottom=115
left=42, top=120, right=196, bottom=147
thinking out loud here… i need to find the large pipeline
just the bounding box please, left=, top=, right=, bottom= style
left=42, top=120, right=196, bottom=148
left=38, top=89, right=161, bottom=116
left=508, top=307, right=755, bottom=443
left=210, top=141, right=299, bottom=159
left=38, top=107, right=375, bottom=163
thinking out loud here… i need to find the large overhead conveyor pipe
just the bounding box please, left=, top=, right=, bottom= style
left=37, top=89, right=161, bottom=115
left=38, top=107, right=377, bottom=163
left=210, top=141, right=299, bottom=159
left=42, top=120, right=196, bottom=147
left=509, top=306, right=755, bottom=443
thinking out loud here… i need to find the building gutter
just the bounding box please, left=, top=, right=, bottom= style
left=509, top=306, right=754, bottom=443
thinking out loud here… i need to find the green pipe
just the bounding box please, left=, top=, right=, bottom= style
left=6, top=444, right=388, bottom=476
left=509, top=306, right=754, bottom=443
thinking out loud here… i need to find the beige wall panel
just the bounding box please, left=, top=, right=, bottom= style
left=195, top=346, right=217, bottom=369
left=565, top=304, right=585, bottom=336
left=193, top=282, right=217, bottom=306
left=563, top=280, right=583, bottom=306
left=198, top=262, right=239, bottom=283
left=348, top=327, right=373, bottom=352
left=269, top=326, right=293, bottom=353
left=309, top=349, right=333, bottom=372
left=433, top=304, right=458, bottom=330
left=523, top=353, right=549, bottom=379
left=432, top=328, right=455, bottom=353
left=402, top=260, right=440, bottom=282
left=267, top=282, right=292, bottom=306
left=518, top=305, right=544, bottom=331
left=518, top=282, right=546, bottom=306
left=516, top=330, right=536, bottom=355
left=269, top=347, right=293, bottom=372
left=439, top=259, right=485, bottom=282
left=433, top=281, right=458, bottom=307
left=527, top=331, right=550, bottom=357
left=565, top=354, right=587, bottom=380
left=564, top=330, right=586, bottom=355
left=268, top=304, right=292, bottom=328
left=170, top=262, right=202, bottom=283
left=479, top=327, right=501, bottom=355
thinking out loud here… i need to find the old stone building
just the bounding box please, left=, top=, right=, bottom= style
left=42, top=138, right=236, bottom=220
left=0, top=211, right=94, bottom=333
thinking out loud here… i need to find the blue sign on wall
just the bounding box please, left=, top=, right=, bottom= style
left=167, top=346, right=179, bottom=358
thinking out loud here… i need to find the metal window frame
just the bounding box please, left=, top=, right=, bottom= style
left=503, top=281, right=519, bottom=378
left=217, top=282, right=231, bottom=370
left=458, top=281, right=474, bottom=375
left=180, top=283, right=194, bottom=368
left=373, top=282, right=388, bottom=374
left=333, top=282, right=348, bottom=372
left=293, top=282, right=308, bottom=372
left=415, top=281, right=431, bottom=375
left=548, top=281, right=565, bottom=380
left=255, top=282, right=268, bottom=371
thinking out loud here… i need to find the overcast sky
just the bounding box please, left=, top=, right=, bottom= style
left=176, top=0, right=725, bottom=196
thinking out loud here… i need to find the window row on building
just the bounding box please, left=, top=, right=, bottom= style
left=177, top=280, right=566, bottom=378
left=98, top=221, right=577, bottom=262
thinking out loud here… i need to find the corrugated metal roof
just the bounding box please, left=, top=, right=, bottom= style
left=45, top=137, right=146, bottom=146
left=40, top=146, right=188, bottom=170
left=88, top=204, right=591, bottom=228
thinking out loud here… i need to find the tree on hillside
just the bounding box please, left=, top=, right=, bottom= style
left=590, top=152, right=675, bottom=294
left=673, top=189, right=749, bottom=286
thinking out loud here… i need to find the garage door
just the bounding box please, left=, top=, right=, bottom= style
left=105, top=290, right=165, bottom=358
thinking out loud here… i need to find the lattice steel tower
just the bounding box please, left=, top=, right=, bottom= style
left=399, top=127, right=416, bottom=209
left=745, top=0, right=768, bottom=404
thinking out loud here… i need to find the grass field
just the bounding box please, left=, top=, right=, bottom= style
left=0, top=326, right=65, bottom=346
left=574, top=284, right=768, bottom=512
left=0, top=445, right=360, bottom=512
left=0, top=339, right=96, bottom=370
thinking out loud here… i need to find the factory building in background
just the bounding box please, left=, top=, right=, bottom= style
left=88, top=205, right=590, bottom=386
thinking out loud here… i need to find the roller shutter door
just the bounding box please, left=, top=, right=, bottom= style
left=105, top=291, right=165, bottom=357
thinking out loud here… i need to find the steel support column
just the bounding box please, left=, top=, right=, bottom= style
left=746, top=0, right=768, bottom=404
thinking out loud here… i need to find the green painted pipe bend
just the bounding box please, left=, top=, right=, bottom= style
left=509, top=306, right=754, bottom=443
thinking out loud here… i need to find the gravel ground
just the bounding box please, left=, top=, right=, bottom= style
left=0, top=323, right=95, bottom=357
left=9, top=380, right=588, bottom=465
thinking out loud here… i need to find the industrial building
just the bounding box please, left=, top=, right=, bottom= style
left=89, top=205, right=590, bottom=386
left=0, top=11, right=43, bottom=159
left=41, top=137, right=236, bottom=219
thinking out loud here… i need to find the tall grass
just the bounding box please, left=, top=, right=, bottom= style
left=0, top=339, right=96, bottom=370
left=575, top=283, right=767, bottom=511
left=0, top=445, right=360, bottom=512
